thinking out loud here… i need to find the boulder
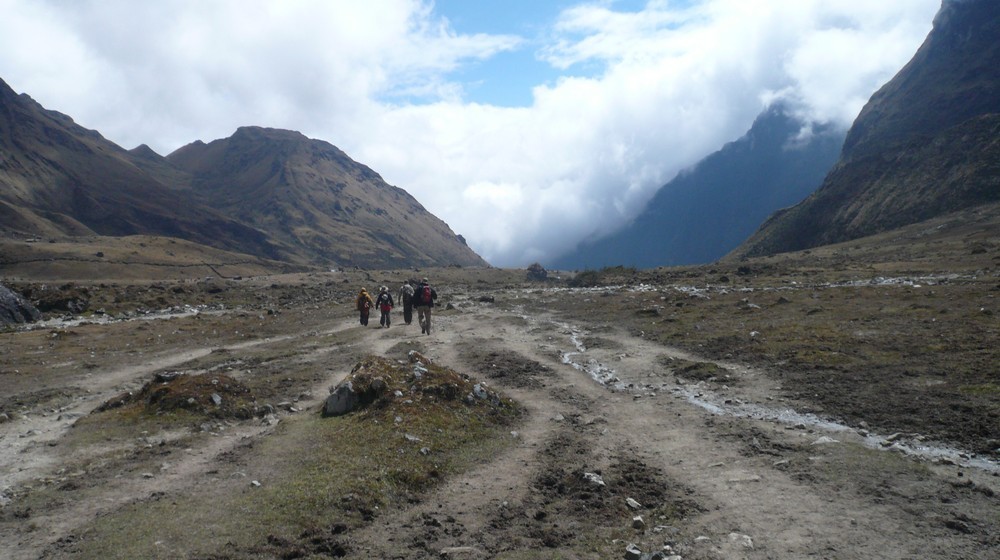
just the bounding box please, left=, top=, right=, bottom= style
left=0, top=284, right=41, bottom=325
left=323, top=381, right=359, bottom=417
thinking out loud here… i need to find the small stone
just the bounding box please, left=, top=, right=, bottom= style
left=583, top=472, right=606, bottom=487
left=632, top=515, right=645, bottom=530
left=250, top=480, right=261, bottom=487
left=626, top=497, right=642, bottom=510
left=729, top=532, right=754, bottom=549
left=473, top=383, right=489, bottom=399
left=727, top=475, right=762, bottom=483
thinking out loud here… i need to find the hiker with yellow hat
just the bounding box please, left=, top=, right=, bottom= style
left=355, top=288, right=375, bottom=326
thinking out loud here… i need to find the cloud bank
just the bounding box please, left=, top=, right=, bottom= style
left=0, top=0, right=939, bottom=266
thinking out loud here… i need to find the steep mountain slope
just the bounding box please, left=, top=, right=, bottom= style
left=0, top=78, right=281, bottom=259
left=0, top=77, right=486, bottom=269
left=733, top=0, right=1000, bottom=258
left=552, top=105, right=843, bottom=269
left=160, top=127, right=486, bottom=268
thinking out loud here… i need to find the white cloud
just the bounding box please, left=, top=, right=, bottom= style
left=0, top=0, right=939, bottom=266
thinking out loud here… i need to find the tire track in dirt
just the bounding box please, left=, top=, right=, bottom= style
left=0, top=332, right=307, bottom=491
left=345, top=303, right=999, bottom=559
left=519, top=309, right=1000, bottom=559
left=6, top=299, right=997, bottom=559
left=0, top=316, right=368, bottom=560
left=343, top=310, right=570, bottom=557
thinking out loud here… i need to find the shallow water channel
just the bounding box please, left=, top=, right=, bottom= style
left=557, top=321, right=1000, bottom=475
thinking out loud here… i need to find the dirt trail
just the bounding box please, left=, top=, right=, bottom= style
left=0, top=317, right=364, bottom=560
left=2, top=298, right=998, bottom=559
left=348, top=303, right=999, bottom=559
left=0, top=331, right=309, bottom=492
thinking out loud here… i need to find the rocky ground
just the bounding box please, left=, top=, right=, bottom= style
left=1, top=214, right=998, bottom=559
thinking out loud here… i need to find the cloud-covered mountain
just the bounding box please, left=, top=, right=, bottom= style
left=0, top=78, right=486, bottom=269
left=733, top=0, right=1000, bottom=259
left=551, top=104, right=844, bottom=269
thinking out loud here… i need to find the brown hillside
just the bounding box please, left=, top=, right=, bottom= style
left=162, top=126, right=486, bottom=268
left=0, top=78, right=282, bottom=261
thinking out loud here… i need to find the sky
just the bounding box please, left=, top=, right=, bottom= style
left=0, top=0, right=941, bottom=267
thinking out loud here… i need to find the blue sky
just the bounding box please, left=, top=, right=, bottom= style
left=0, top=0, right=940, bottom=266
left=430, top=0, right=644, bottom=106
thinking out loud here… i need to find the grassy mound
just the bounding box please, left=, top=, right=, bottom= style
left=96, top=372, right=259, bottom=420
left=65, top=354, right=524, bottom=559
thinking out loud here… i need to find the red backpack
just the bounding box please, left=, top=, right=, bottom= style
left=421, top=285, right=432, bottom=304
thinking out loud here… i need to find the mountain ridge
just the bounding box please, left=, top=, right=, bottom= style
left=0, top=79, right=486, bottom=270
left=0, top=78, right=283, bottom=260
left=160, top=126, right=485, bottom=268
left=732, top=0, right=1000, bottom=259
left=552, top=104, right=844, bottom=269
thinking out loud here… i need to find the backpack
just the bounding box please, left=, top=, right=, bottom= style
left=421, top=285, right=432, bottom=305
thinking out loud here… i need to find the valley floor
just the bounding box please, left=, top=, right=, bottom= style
left=1, top=271, right=998, bottom=559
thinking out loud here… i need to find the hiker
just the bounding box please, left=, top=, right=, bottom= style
left=375, top=286, right=394, bottom=328
left=399, top=281, right=415, bottom=325
left=355, top=288, right=374, bottom=326
left=412, top=277, right=437, bottom=335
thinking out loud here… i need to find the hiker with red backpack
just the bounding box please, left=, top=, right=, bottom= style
left=412, top=277, right=437, bottom=335
left=355, top=288, right=374, bottom=326
left=375, top=286, right=394, bottom=328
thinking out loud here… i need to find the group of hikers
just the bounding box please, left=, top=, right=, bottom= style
left=355, top=277, right=438, bottom=334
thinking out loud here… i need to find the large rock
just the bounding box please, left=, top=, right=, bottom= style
left=323, top=381, right=359, bottom=417
left=0, top=284, right=41, bottom=325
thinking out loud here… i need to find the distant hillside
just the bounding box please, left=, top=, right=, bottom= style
left=0, top=78, right=281, bottom=260
left=159, top=127, right=486, bottom=268
left=733, top=0, right=1000, bottom=259
left=552, top=105, right=843, bottom=269
left=0, top=78, right=487, bottom=270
